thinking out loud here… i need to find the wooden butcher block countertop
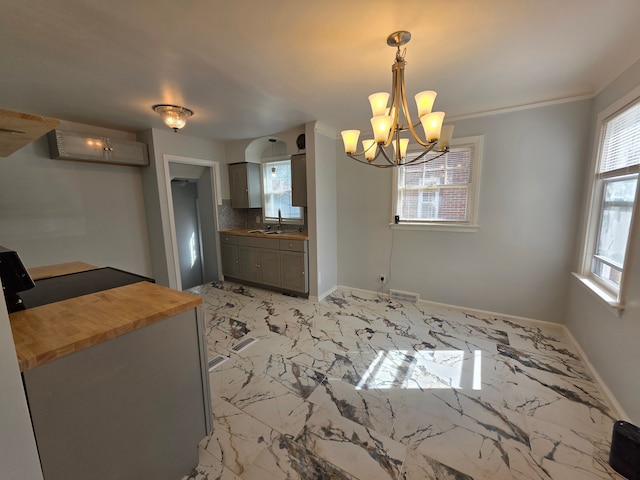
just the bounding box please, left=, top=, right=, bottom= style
left=219, top=228, right=308, bottom=241
left=9, top=263, right=202, bottom=372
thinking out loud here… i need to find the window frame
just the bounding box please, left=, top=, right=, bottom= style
left=391, top=135, right=483, bottom=232
left=577, top=88, right=640, bottom=313
left=260, top=157, right=304, bottom=225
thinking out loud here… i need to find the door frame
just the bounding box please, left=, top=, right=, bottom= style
left=162, top=154, right=222, bottom=290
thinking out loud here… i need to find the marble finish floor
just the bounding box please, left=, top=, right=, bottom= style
left=182, top=282, right=623, bottom=480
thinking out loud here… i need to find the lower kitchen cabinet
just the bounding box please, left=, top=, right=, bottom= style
left=220, top=233, right=308, bottom=295
left=281, top=250, right=308, bottom=293
left=238, top=246, right=281, bottom=287
left=220, top=243, right=240, bottom=278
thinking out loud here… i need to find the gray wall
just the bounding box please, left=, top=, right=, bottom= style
left=306, top=122, right=338, bottom=298
left=337, top=100, right=592, bottom=324
left=0, top=121, right=152, bottom=276
left=565, top=56, right=640, bottom=423
left=139, top=128, right=226, bottom=287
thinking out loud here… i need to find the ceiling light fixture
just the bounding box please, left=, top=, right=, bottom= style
left=341, top=31, right=454, bottom=168
left=152, top=104, right=194, bottom=132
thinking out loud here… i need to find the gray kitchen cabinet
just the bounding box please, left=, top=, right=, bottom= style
left=280, top=239, right=308, bottom=293
left=229, top=162, right=261, bottom=208
left=220, top=233, right=308, bottom=295
left=291, top=153, right=307, bottom=207
left=281, top=251, right=308, bottom=293
left=237, top=246, right=259, bottom=282
left=220, top=234, right=240, bottom=278
left=48, top=129, right=149, bottom=166
left=237, top=235, right=281, bottom=287
left=237, top=246, right=281, bottom=286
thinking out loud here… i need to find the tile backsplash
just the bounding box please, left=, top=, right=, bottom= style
left=217, top=199, right=307, bottom=232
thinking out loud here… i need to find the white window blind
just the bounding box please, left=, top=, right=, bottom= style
left=394, top=136, right=481, bottom=225
left=600, top=101, right=640, bottom=174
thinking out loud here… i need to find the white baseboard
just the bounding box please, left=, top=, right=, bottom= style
left=561, top=326, right=630, bottom=421
left=337, top=285, right=559, bottom=328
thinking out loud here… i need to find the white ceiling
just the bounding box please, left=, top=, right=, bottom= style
left=2, top=0, right=640, bottom=142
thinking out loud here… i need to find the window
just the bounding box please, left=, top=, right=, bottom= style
left=393, top=135, right=482, bottom=229
left=581, top=97, right=640, bottom=305
left=261, top=159, right=303, bottom=224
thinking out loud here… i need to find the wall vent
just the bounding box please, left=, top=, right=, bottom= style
left=389, top=289, right=419, bottom=304
left=231, top=336, right=258, bottom=353
left=208, top=355, right=229, bottom=371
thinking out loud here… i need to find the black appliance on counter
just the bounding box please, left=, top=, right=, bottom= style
left=0, top=245, right=35, bottom=313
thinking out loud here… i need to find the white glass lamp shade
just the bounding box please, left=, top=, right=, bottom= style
left=415, top=91, right=437, bottom=117
left=152, top=104, right=194, bottom=132
left=393, top=138, right=409, bottom=161
left=370, top=115, right=393, bottom=143
left=341, top=130, right=361, bottom=154
left=362, top=139, right=377, bottom=160
left=368, top=92, right=390, bottom=116
left=438, top=124, right=455, bottom=150
left=421, top=111, right=445, bottom=142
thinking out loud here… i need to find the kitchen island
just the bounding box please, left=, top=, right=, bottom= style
left=9, top=263, right=211, bottom=480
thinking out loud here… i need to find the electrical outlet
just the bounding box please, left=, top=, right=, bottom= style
left=380, top=273, right=386, bottom=284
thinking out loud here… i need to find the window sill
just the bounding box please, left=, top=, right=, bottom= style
left=572, top=273, right=624, bottom=317
left=389, top=222, right=479, bottom=233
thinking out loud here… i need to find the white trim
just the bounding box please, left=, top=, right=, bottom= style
left=316, top=285, right=338, bottom=302
left=336, top=285, right=563, bottom=327
left=391, top=135, right=483, bottom=229
left=447, top=94, right=594, bottom=121
left=390, top=223, right=479, bottom=233
left=561, top=324, right=630, bottom=421
left=162, top=154, right=223, bottom=290
left=572, top=273, right=624, bottom=317
left=577, top=85, right=640, bottom=309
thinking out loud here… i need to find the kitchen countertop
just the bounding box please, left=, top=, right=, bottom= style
left=9, top=263, right=202, bottom=372
left=220, top=228, right=308, bottom=241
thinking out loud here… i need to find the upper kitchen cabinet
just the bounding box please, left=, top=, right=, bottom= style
left=48, top=129, right=149, bottom=166
left=229, top=162, right=261, bottom=208
left=291, top=153, right=307, bottom=207
left=0, top=109, right=59, bottom=157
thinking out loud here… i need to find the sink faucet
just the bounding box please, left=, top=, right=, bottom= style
left=277, top=208, right=282, bottom=230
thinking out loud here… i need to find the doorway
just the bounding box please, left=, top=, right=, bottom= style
left=163, top=155, right=223, bottom=291
left=170, top=179, right=204, bottom=290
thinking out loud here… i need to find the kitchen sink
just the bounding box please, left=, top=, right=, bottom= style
left=247, top=229, right=283, bottom=235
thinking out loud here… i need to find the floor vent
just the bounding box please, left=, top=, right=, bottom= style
left=231, top=336, right=258, bottom=353
left=208, top=355, right=229, bottom=371
left=389, top=289, right=420, bottom=304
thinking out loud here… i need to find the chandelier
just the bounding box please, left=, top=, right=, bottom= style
left=152, top=104, right=194, bottom=132
left=341, top=31, right=454, bottom=168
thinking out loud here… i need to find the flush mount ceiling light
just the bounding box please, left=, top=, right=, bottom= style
left=341, top=31, right=454, bottom=168
left=152, top=104, right=194, bottom=132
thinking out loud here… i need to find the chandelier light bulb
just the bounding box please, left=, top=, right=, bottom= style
left=415, top=91, right=437, bottom=118
left=421, top=111, right=445, bottom=142
left=362, top=139, right=377, bottom=160
left=368, top=92, right=390, bottom=116
left=340, top=130, right=360, bottom=154
left=370, top=115, right=393, bottom=143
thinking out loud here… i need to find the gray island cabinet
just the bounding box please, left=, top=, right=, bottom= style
left=10, top=266, right=211, bottom=480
